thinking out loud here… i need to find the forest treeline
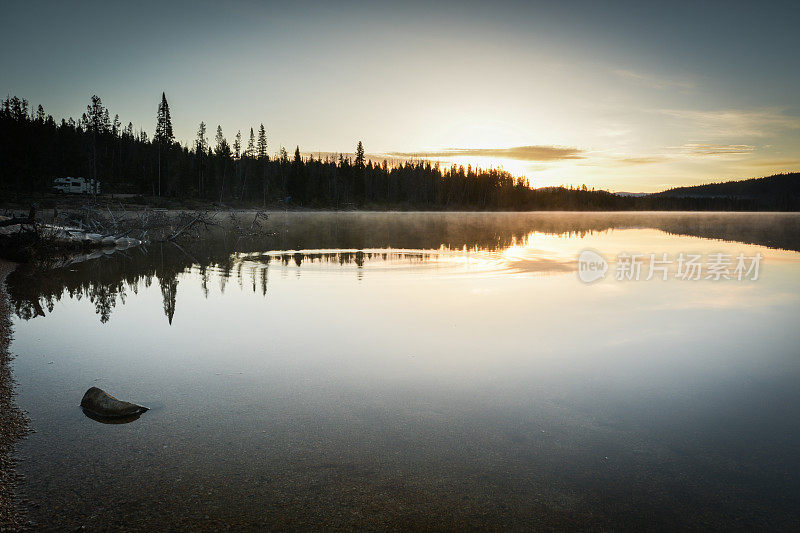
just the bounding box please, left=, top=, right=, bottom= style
left=1, top=94, right=798, bottom=210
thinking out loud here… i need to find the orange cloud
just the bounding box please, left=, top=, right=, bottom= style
left=680, top=143, right=755, bottom=155
left=387, top=145, right=585, bottom=162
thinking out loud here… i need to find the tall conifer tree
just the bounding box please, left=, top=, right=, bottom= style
left=154, top=92, right=174, bottom=145
left=257, top=124, right=268, bottom=160
left=154, top=92, right=174, bottom=196
left=247, top=128, right=255, bottom=158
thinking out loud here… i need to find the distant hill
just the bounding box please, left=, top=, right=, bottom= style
left=614, top=191, right=649, bottom=197
left=655, top=172, right=800, bottom=199
left=644, top=172, right=800, bottom=210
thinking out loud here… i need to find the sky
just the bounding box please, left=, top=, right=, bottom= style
left=2, top=0, right=799, bottom=191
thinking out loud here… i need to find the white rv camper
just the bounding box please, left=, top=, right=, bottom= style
left=53, top=177, right=100, bottom=194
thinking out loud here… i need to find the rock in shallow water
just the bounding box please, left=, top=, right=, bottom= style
left=80, top=387, right=148, bottom=419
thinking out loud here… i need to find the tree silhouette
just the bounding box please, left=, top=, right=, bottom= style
left=214, top=125, right=227, bottom=155
left=355, top=141, right=365, bottom=168
left=159, top=273, right=178, bottom=325
left=86, top=95, right=106, bottom=133
left=154, top=92, right=174, bottom=196
left=233, top=130, right=242, bottom=160
left=154, top=92, right=174, bottom=145
left=196, top=122, right=208, bottom=195
left=257, top=124, right=267, bottom=160
left=85, top=94, right=107, bottom=192
left=247, top=128, right=255, bottom=159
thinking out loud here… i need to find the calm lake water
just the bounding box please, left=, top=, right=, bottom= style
left=8, top=212, right=800, bottom=530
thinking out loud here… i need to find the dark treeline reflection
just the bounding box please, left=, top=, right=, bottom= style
left=7, top=212, right=800, bottom=324
left=263, top=212, right=800, bottom=252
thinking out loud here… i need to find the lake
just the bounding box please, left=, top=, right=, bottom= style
left=8, top=212, right=800, bottom=530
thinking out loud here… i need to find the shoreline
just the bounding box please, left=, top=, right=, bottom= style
left=0, top=260, right=29, bottom=531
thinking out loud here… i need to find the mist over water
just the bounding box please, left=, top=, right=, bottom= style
left=9, top=212, right=800, bottom=530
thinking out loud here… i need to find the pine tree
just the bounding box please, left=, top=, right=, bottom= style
left=241, top=128, right=256, bottom=198
left=112, top=114, right=121, bottom=136
left=7, top=96, right=28, bottom=121
left=215, top=125, right=231, bottom=203
left=354, top=141, right=367, bottom=202
left=256, top=123, right=269, bottom=204
left=196, top=122, right=208, bottom=197
left=289, top=146, right=304, bottom=202
left=154, top=92, right=174, bottom=145
left=196, top=122, right=208, bottom=153
left=233, top=130, right=242, bottom=160
left=102, top=108, right=111, bottom=132
left=154, top=92, right=174, bottom=196
left=214, top=126, right=229, bottom=156
left=85, top=95, right=106, bottom=192
left=355, top=141, right=365, bottom=168
left=86, top=95, right=105, bottom=133
left=257, top=123, right=268, bottom=160
left=247, top=127, right=255, bottom=158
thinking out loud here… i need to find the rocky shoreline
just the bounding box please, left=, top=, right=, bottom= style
left=0, top=260, right=29, bottom=531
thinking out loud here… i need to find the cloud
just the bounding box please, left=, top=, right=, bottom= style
left=616, top=156, right=669, bottom=165
left=661, top=108, right=800, bottom=138
left=613, top=69, right=695, bottom=90
left=679, top=143, right=755, bottom=156
left=741, top=158, right=800, bottom=168
left=386, top=145, right=585, bottom=162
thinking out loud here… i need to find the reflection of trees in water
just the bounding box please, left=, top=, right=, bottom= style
left=251, top=250, right=434, bottom=268
left=6, top=245, right=438, bottom=325
left=10, top=271, right=131, bottom=324
left=159, top=276, right=178, bottom=325
left=7, top=212, right=799, bottom=324
left=257, top=212, right=800, bottom=253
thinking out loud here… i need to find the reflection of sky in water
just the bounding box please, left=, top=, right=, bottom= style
left=9, top=214, right=800, bottom=530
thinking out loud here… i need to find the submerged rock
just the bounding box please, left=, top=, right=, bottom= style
left=80, top=387, right=148, bottom=419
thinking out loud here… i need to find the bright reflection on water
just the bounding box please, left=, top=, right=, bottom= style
left=8, top=212, right=800, bottom=530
